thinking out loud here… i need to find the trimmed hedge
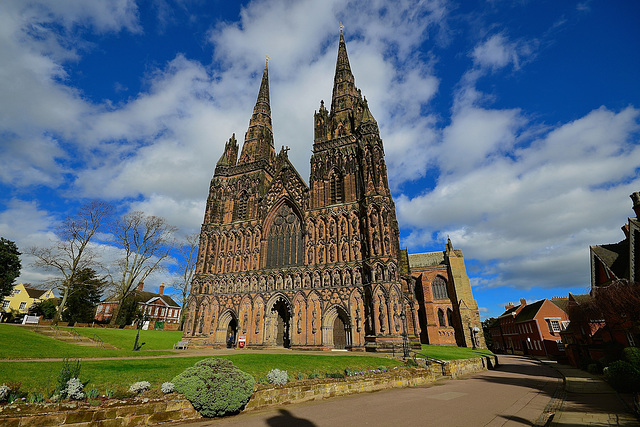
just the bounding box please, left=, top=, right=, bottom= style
left=172, top=358, right=255, bottom=417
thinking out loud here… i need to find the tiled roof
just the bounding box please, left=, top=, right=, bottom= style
left=23, top=285, right=47, bottom=299
left=515, top=300, right=545, bottom=322
left=551, top=298, right=570, bottom=312
left=408, top=252, right=445, bottom=268
left=591, top=240, right=629, bottom=280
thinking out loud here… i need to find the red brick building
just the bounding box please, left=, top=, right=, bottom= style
left=490, top=298, right=569, bottom=357
left=95, top=283, right=181, bottom=324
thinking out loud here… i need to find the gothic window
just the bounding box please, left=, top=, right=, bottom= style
left=329, top=169, right=344, bottom=204
left=446, top=308, right=454, bottom=327
left=266, top=203, right=304, bottom=268
left=432, top=276, right=449, bottom=300
left=438, top=309, right=446, bottom=327
left=233, top=192, right=248, bottom=221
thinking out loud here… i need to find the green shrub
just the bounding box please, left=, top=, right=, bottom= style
left=325, top=372, right=345, bottom=379
left=172, top=358, right=255, bottom=418
left=604, top=360, right=640, bottom=392
left=623, top=347, right=640, bottom=369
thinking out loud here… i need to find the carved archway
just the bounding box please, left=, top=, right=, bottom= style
left=264, top=293, right=293, bottom=348
left=322, top=304, right=352, bottom=349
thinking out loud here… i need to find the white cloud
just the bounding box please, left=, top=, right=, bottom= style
left=471, top=33, right=536, bottom=72
left=398, top=106, right=640, bottom=288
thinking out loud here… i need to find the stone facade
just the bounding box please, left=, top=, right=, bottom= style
left=183, top=30, right=484, bottom=351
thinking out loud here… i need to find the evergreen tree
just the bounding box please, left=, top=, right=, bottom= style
left=0, top=238, right=21, bottom=303
left=62, top=268, right=106, bottom=324
left=31, top=298, right=59, bottom=319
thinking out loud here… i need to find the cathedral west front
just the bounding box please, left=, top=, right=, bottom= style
left=182, top=30, right=485, bottom=352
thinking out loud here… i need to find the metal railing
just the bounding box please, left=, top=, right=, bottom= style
left=92, top=334, right=104, bottom=348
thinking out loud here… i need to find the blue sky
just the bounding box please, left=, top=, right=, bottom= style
left=1, top=0, right=639, bottom=319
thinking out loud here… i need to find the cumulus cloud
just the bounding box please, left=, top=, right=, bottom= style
left=398, top=106, right=640, bottom=288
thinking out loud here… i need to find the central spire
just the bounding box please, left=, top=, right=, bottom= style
left=238, top=58, right=275, bottom=165
left=330, top=26, right=358, bottom=116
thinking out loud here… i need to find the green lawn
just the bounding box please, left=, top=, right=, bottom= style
left=59, top=326, right=183, bottom=351
left=0, top=324, right=178, bottom=359
left=418, top=344, right=493, bottom=361
left=0, top=354, right=404, bottom=395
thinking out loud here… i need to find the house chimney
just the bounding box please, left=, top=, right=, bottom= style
left=159, top=283, right=164, bottom=295
left=520, top=298, right=527, bottom=306
left=631, top=192, right=640, bottom=218
left=505, top=302, right=515, bottom=310
left=137, top=281, right=144, bottom=291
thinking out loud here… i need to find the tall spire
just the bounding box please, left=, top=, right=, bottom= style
left=238, top=58, right=275, bottom=165
left=330, top=26, right=358, bottom=116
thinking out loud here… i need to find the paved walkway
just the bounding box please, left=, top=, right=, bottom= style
left=535, top=358, right=638, bottom=426
left=175, top=355, right=561, bottom=426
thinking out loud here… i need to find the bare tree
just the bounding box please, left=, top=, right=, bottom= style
left=109, top=211, right=176, bottom=326
left=28, top=201, right=112, bottom=324
left=171, top=233, right=199, bottom=330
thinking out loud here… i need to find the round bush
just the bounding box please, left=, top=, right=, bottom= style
left=604, top=360, right=640, bottom=392
left=172, top=358, right=255, bottom=417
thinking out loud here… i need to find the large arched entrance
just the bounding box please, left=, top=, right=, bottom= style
left=272, top=299, right=291, bottom=348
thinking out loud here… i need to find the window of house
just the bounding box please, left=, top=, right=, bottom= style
left=19, top=302, right=27, bottom=311
left=556, top=340, right=565, bottom=351
left=2, top=300, right=9, bottom=309
left=431, top=276, right=449, bottom=300
left=549, top=320, right=561, bottom=333
left=97, top=305, right=104, bottom=313
left=446, top=308, right=454, bottom=327
left=438, top=309, right=446, bottom=327
left=627, top=331, right=636, bottom=347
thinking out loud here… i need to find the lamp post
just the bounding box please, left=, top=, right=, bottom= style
left=400, top=310, right=409, bottom=359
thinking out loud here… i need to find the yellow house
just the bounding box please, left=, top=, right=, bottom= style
left=1, top=283, right=55, bottom=317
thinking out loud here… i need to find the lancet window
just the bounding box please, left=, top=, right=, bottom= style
left=432, top=275, right=449, bottom=300
left=266, top=203, right=304, bottom=267
left=329, top=169, right=344, bottom=204
left=233, top=192, right=248, bottom=221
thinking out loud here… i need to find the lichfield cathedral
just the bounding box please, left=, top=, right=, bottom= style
left=182, top=30, right=485, bottom=351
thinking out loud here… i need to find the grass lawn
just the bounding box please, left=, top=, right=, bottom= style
left=59, top=326, right=183, bottom=351
left=0, top=324, right=178, bottom=359
left=0, top=354, right=404, bottom=395
left=418, top=344, right=493, bottom=361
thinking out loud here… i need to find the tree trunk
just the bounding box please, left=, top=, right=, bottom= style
left=52, top=286, right=70, bottom=326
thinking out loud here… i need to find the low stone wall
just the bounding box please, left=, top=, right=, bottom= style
left=0, top=396, right=200, bottom=427
left=246, top=368, right=437, bottom=411
left=443, top=355, right=498, bottom=378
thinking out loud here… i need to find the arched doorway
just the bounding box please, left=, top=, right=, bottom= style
left=333, top=316, right=347, bottom=349
left=226, top=318, right=237, bottom=348
left=272, top=299, right=291, bottom=348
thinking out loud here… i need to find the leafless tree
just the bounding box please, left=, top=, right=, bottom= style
left=171, top=233, right=199, bottom=330
left=109, top=211, right=177, bottom=325
left=28, top=201, right=112, bottom=324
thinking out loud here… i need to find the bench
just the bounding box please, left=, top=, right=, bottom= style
left=173, top=340, right=189, bottom=350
